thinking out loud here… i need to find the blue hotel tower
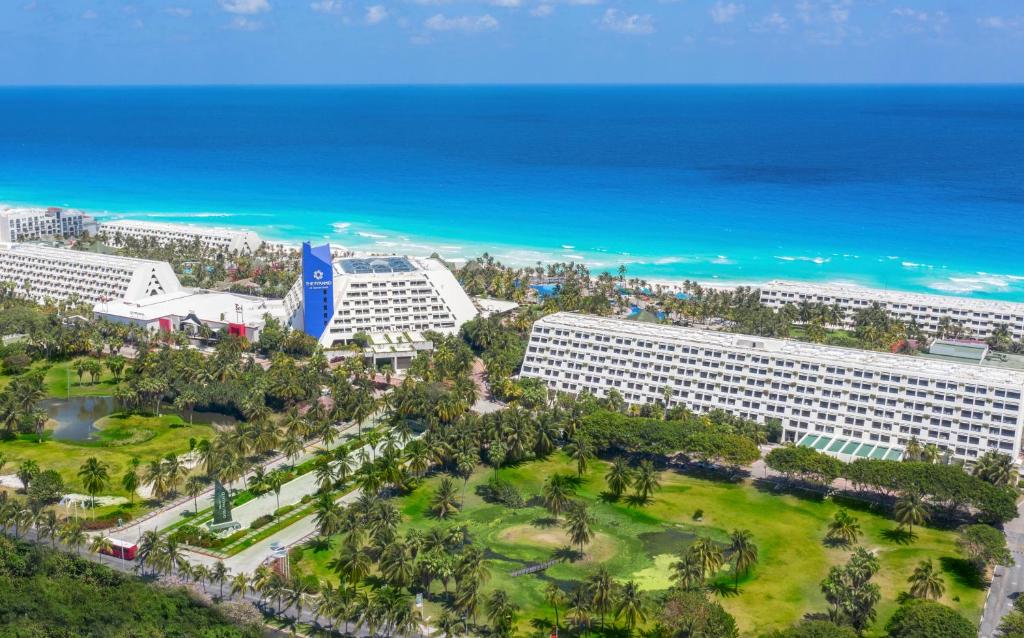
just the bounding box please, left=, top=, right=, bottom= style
left=301, top=242, right=334, bottom=339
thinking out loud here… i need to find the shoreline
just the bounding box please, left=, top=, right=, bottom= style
left=7, top=199, right=1024, bottom=303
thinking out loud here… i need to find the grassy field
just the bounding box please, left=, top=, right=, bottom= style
left=292, top=454, right=985, bottom=637
left=0, top=412, right=213, bottom=497
left=0, top=360, right=120, bottom=398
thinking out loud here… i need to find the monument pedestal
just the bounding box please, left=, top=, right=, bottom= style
left=206, top=520, right=241, bottom=534
left=206, top=480, right=240, bottom=534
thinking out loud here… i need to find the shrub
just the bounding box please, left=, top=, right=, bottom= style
left=250, top=514, right=275, bottom=530
left=274, top=505, right=296, bottom=518
left=885, top=599, right=974, bottom=638
left=485, top=477, right=525, bottom=509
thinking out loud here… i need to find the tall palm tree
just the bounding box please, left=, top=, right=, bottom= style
left=184, top=475, right=205, bottom=514
left=211, top=561, right=229, bottom=600
left=121, top=463, right=140, bottom=506
left=89, top=535, right=113, bottom=557
left=615, top=581, right=647, bottom=637
left=231, top=572, right=251, bottom=600
left=729, top=529, right=759, bottom=591
left=894, top=491, right=929, bottom=537
left=35, top=510, right=59, bottom=548
left=908, top=558, right=945, bottom=600
left=605, top=457, right=633, bottom=499
left=587, top=566, right=615, bottom=628
left=632, top=459, right=661, bottom=503
left=690, top=537, right=724, bottom=581
left=671, top=546, right=706, bottom=590
left=565, top=501, right=595, bottom=558
left=542, top=473, right=575, bottom=520
left=58, top=519, right=86, bottom=555
left=265, top=469, right=287, bottom=512
left=77, top=457, right=110, bottom=511
left=544, top=582, right=565, bottom=632
left=565, top=435, right=593, bottom=479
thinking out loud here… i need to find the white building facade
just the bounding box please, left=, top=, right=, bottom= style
left=98, top=220, right=262, bottom=254
left=0, top=243, right=181, bottom=305
left=522, top=312, right=1024, bottom=463
left=758, top=280, right=1024, bottom=340
left=0, top=206, right=97, bottom=242
left=286, top=247, right=478, bottom=348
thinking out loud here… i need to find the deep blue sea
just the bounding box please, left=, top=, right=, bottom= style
left=0, top=85, right=1022, bottom=299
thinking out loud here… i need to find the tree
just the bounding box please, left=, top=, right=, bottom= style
left=885, top=599, right=974, bottom=638
left=542, top=473, right=575, bottom=519
left=429, top=477, right=460, bottom=520
left=826, top=510, right=862, bottom=547
left=77, top=457, right=110, bottom=511
left=185, top=475, right=205, bottom=514
left=89, top=535, right=113, bottom=557
left=615, top=580, right=646, bottom=637
left=544, top=582, right=565, bottom=633
left=973, top=451, right=1018, bottom=487
left=565, top=435, right=593, bottom=478
left=894, top=492, right=928, bottom=538
left=820, top=548, right=880, bottom=632
left=27, top=469, right=65, bottom=507
left=729, top=529, right=758, bottom=591
left=760, top=620, right=858, bottom=638
left=265, top=469, right=286, bottom=512
left=957, top=524, right=1013, bottom=573
left=632, top=459, right=661, bottom=503
left=485, top=590, right=518, bottom=638
left=564, top=501, right=595, bottom=557
left=659, top=589, right=738, bottom=638
left=58, top=519, right=87, bottom=554
left=121, top=463, right=140, bottom=506
left=907, top=559, right=945, bottom=601
left=16, top=460, right=39, bottom=493
left=605, top=457, right=633, bottom=499
left=588, top=566, right=615, bottom=629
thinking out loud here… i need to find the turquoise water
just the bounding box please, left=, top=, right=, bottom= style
left=0, top=85, right=1022, bottom=299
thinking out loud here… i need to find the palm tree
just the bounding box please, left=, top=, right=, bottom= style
left=143, top=459, right=168, bottom=500
left=826, top=509, right=862, bottom=546
left=605, top=457, right=632, bottom=499
left=671, top=547, right=706, bottom=590
left=77, top=457, right=110, bottom=511
left=568, top=584, right=592, bottom=635
left=544, top=582, right=565, bottom=632
left=542, top=473, right=575, bottom=520
left=121, top=463, right=140, bottom=506
left=58, top=519, right=86, bottom=555
left=564, top=501, right=595, bottom=557
left=429, top=477, right=460, bottom=519
left=231, top=572, right=251, bottom=600
left=690, top=537, right=724, bottom=581
left=908, top=558, right=945, bottom=600
left=330, top=544, right=372, bottom=586
left=265, top=469, right=286, bottom=512
left=615, top=581, right=647, bottom=637
left=894, top=491, right=929, bottom=537
left=35, top=510, right=59, bottom=548
left=729, top=529, right=759, bottom=591
left=211, top=561, right=229, bottom=600
left=485, top=590, right=518, bottom=638
left=89, top=535, right=113, bottom=557
left=184, top=475, right=205, bottom=514
left=588, top=566, right=615, bottom=628
left=565, top=435, right=593, bottom=478
left=632, top=459, right=661, bottom=503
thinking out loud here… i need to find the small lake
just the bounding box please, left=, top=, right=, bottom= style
left=41, top=396, right=238, bottom=442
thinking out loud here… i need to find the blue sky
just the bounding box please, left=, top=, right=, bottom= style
left=1, top=0, right=1023, bottom=84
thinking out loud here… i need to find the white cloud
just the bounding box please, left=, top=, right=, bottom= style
left=220, top=0, right=271, bottom=15
left=226, top=15, right=263, bottom=29
left=365, top=4, right=389, bottom=23
left=311, top=0, right=344, bottom=13
left=163, top=7, right=193, bottom=17
left=489, top=0, right=521, bottom=6
left=751, top=11, right=788, bottom=33
left=891, top=7, right=949, bottom=34
left=710, top=1, right=743, bottom=24
left=977, top=15, right=1023, bottom=30
left=600, top=8, right=654, bottom=34
left=424, top=13, right=499, bottom=31
left=81, top=9, right=98, bottom=19
left=530, top=4, right=553, bottom=17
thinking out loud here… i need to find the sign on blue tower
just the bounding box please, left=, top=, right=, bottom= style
left=301, top=242, right=334, bottom=339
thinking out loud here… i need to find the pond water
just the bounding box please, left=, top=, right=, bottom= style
left=41, top=396, right=238, bottom=442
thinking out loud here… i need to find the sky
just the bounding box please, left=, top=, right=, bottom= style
left=1, top=0, right=1023, bottom=84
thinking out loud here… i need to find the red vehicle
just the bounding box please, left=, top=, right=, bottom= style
left=99, top=537, right=138, bottom=561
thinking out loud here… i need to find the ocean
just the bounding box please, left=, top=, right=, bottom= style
left=0, top=85, right=1022, bottom=300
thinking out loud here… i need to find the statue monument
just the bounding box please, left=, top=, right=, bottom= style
left=206, top=480, right=241, bottom=533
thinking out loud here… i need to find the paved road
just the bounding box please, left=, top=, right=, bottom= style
left=109, top=420, right=366, bottom=545
left=979, top=501, right=1024, bottom=637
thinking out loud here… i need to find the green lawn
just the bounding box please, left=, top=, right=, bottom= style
left=292, top=454, right=985, bottom=637
left=43, top=360, right=121, bottom=398
left=0, top=412, right=213, bottom=497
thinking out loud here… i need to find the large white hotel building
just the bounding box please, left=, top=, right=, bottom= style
left=98, top=220, right=263, bottom=254
left=758, top=280, right=1024, bottom=340
left=522, top=312, right=1024, bottom=463
left=0, top=206, right=97, bottom=243
left=285, top=247, right=478, bottom=349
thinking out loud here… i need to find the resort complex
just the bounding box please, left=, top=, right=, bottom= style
left=522, top=312, right=1024, bottom=463
left=759, top=280, right=1024, bottom=340
left=285, top=242, right=478, bottom=349
left=98, top=219, right=263, bottom=254
left=0, top=205, right=96, bottom=243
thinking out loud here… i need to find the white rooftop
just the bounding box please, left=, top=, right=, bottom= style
left=100, top=219, right=257, bottom=237
left=101, top=290, right=286, bottom=327
left=0, top=242, right=167, bottom=269
left=536, top=312, right=1024, bottom=387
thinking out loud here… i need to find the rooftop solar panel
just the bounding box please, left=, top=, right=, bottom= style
left=338, top=257, right=416, bottom=274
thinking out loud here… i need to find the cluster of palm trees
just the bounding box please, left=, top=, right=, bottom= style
left=670, top=531, right=759, bottom=594
left=543, top=569, right=649, bottom=637
left=0, top=368, right=46, bottom=439
left=604, top=457, right=661, bottom=503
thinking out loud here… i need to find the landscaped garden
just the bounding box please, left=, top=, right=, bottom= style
left=291, top=452, right=986, bottom=637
